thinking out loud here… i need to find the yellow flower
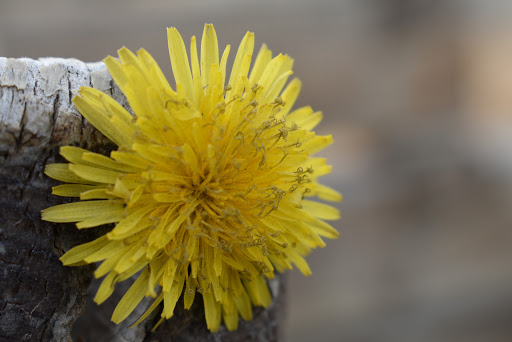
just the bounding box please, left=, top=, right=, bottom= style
left=41, top=24, right=341, bottom=332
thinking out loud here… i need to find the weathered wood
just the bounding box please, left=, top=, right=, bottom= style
left=0, top=57, right=286, bottom=342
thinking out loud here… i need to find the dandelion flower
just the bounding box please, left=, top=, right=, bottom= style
left=42, top=24, right=341, bottom=332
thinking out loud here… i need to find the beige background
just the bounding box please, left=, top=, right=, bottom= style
left=2, top=0, right=512, bottom=341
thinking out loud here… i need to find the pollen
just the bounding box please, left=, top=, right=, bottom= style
left=41, top=24, right=341, bottom=332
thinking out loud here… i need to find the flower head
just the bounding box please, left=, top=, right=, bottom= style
left=42, top=24, right=341, bottom=332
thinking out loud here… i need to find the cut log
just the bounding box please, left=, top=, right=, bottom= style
left=0, top=57, right=286, bottom=342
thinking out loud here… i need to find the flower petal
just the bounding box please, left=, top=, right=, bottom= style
left=41, top=200, right=124, bottom=223
left=69, top=164, right=122, bottom=184
left=73, top=94, right=132, bottom=147
left=51, top=184, right=98, bottom=197
left=227, top=31, right=254, bottom=101
left=167, top=27, right=195, bottom=106
left=60, top=235, right=109, bottom=266
left=249, top=44, right=272, bottom=85
left=302, top=200, right=340, bottom=220
left=45, top=163, right=93, bottom=184
left=203, top=290, right=221, bottom=332
left=112, top=267, right=150, bottom=323
left=201, top=24, right=219, bottom=88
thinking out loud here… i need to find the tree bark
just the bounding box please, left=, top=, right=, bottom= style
left=0, top=57, right=287, bottom=342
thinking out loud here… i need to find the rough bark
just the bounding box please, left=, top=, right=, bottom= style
left=0, top=57, right=287, bottom=342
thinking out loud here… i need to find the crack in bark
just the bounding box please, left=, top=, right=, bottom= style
left=49, top=93, right=59, bottom=144
left=67, top=70, right=73, bottom=104
left=15, top=101, right=27, bottom=153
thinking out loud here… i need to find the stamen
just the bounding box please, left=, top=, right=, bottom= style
left=220, top=85, right=232, bottom=98
left=273, top=97, right=285, bottom=106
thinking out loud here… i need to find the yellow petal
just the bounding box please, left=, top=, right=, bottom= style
left=263, top=69, right=293, bottom=103
left=301, top=200, right=340, bottom=220
left=111, top=214, right=152, bottom=241
left=167, top=27, right=195, bottom=106
left=137, top=48, right=177, bottom=99
left=69, top=164, right=121, bottom=184
left=219, top=44, right=231, bottom=88
left=108, top=204, right=158, bottom=238
left=268, top=254, right=292, bottom=273
left=288, top=249, right=312, bottom=276
left=82, top=152, right=141, bottom=173
left=115, top=257, right=149, bottom=283
left=190, top=36, right=204, bottom=106
left=288, top=107, right=323, bottom=131
left=51, top=184, right=98, bottom=197
left=59, top=146, right=94, bottom=166
left=59, top=235, right=109, bottom=266
left=279, top=78, right=301, bottom=116
left=103, top=55, right=129, bottom=91
left=275, top=202, right=313, bottom=222
left=110, top=151, right=153, bottom=170
left=79, top=87, right=133, bottom=125
left=222, top=299, right=239, bottom=331
left=118, top=47, right=147, bottom=80
left=222, top=255, right=244, bottom=271
left=230, top=54, right=252, bottom=102
left=45, top=163, right=93, bottom=184
left=243, top=275, right=271, bottom=307
left=162, top=259, right=177, bottom=293
left=85, top=240, right=126, bottom=264
left=203, top=291, right=221, bottom=332
left=114, top=240, right=144, bottom=274
left=307, top=157, right=333, bottom=176
left=41, top=200, right=124, bottom=223
left=94, top=272, right=117, bottom=304
left=119, top=66, right=150, bottom=118
left=301, top=134, right=333, bottom=154
left=309, top=218, right=339, bottom=239
left=227, top=31, right=254, bottom=101
left=249, top=44, right=272, bottom=85
left=234, top=287, right=252, bottom=321
left=201, top=24, right=219, bottom=88
left=257, top=54, right=291, bottom=97
left=163, top=270, right=185, bottom=318
left=94, top=250, right=126, bottom=278
left=112, top=267, right=150, bottom=323
left=129, top=292, right=164, bottom=328
left=79, top=188, right=110, bottom=200
left=76, top=205, right=124, bottom=229
left=315, top=184, right=343, bottom=202
left=183, top=277, right=197, bottom=310
left=73, top=94, right=131, bottom=148
left=302, top=112, right=324, bottom=131
left=115, top=48, right=154, bottom=118
left=213, top=247, right=223, bottom=277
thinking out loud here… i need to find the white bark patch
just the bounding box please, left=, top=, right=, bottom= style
left=39, top=63, right=66, bottom=96
left=91, top=68, right=113, bottom=93
left=0, top=57, right=126, bottom=166
left=0, top=58, right=28, bottom=90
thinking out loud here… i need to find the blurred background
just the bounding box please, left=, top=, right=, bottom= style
left=2, top=0, right=512, bottom=341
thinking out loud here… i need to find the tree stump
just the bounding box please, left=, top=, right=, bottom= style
left=0, top=57, right=287, bottom=342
